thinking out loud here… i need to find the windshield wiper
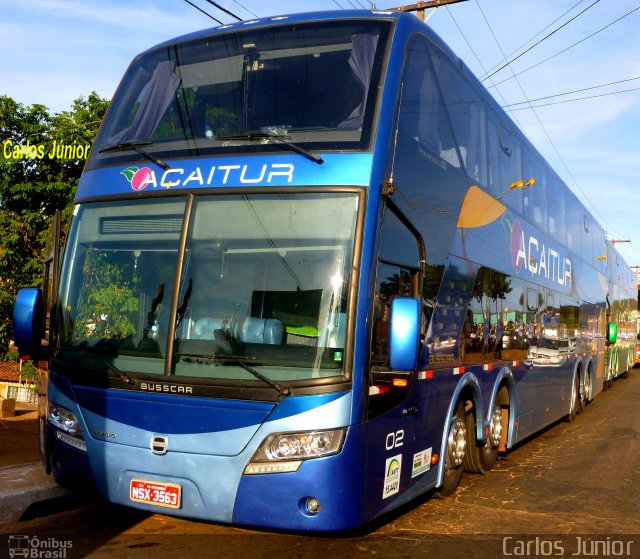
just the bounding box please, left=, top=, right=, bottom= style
left=175, top=351, right=291, bottom=397
left=98, top=141, right=171, bottom=171
left=216, top=132, right=324, bottom=165
left=55, top=345, right=134, bottom=386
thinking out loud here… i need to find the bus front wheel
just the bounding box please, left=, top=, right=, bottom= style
left=435, top=400, right=466, bottom=497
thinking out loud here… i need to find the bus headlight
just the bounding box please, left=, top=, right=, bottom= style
left=244, top=428, right=347, bottom=475
left=48, top=403, right=84, bottom=437
left=48, top=403, right=87, bottom=452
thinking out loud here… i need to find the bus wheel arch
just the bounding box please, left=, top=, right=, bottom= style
left=621, top=347, right=631, bottom=378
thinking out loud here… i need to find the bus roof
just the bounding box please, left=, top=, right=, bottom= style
left=148, top=10, right=404, bottom=52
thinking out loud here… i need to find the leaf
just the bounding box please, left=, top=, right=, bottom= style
left=120, top=166, right=139, bottom=183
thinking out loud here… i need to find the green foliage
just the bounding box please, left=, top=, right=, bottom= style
left=204, top=107, right=240, bottom=137
left=2, top=349, right=19, bottom=362
left=0, top=93, right=109, bottom=356
left=74, top=249, right=139, bottom=341
left=20, top=359, right=38, bottom=383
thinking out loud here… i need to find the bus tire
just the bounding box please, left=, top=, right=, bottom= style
left=435, top=400, right=466, bottom=498
left=567, top=373, right=580, bottom=422
left=463, top=391, right=506, bottom=474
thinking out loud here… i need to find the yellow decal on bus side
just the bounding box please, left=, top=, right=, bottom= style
left=457, top=185, right=507, bottom=229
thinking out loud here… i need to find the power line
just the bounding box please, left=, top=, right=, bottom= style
left=488, top=5, right=640, bottom=89
left=229, top=0, right=258, bottom=18
left=202, top=0, right=242, bottom=21
left=481, top=0, right=602, bottom=83
left=506, top=84, right=640, bottom=112
left=182, top=0, right=224, bottom=24
left=503, top=75, right=640, bottom=109
left=445, top=7, right=525, bottom=129
left=474, top=0, right=613, bottom=237
left=479, top=0, right=588, bottom=80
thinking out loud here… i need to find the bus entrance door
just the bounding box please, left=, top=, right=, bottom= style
left=364, top=384, right=416, bottom=516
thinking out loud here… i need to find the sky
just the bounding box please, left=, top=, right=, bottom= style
left=3, top=0, right=640, bottom=268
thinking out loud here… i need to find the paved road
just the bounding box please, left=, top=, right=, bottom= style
left=1, top=372, right=639, bottom=559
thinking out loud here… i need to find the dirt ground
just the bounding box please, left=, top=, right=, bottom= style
left=0, top=401, right=40, bottom=468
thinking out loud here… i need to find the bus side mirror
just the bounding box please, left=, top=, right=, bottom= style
left=389, top=297, right=420, bottom=371
left=606, top=322, right=617, bottom=346
left=13, top=288, right=45, bottom=355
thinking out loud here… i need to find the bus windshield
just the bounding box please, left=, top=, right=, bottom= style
left=89, top=20, right=390, bottom=169
left=55, top=192, right=359, bottom=385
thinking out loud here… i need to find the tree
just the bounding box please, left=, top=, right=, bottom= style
left=0, top=93, right=109, bottom=355
left=74, top=249, right=139, bottom=341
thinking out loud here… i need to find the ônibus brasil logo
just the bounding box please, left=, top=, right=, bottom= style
left=121, top=166, right=153, bottom=191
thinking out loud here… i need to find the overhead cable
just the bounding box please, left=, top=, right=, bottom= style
left=503, top=75, right=640, bottom=108
left=203, top=0, right=242, bottom=21
left=446, top=7, right=525, bottom=129
left=506, top=85, right=640, bottom=112
left=229, top=0, right=259, bottom=18
left=488, top=5, right=640, bottom=89
left=481, top=0, right=602, bottom=83
left=479, top=0, right=588, bottom=80
left=183, top=0, right=224, bottom=24
left=475, top=0, right=611, bottom=233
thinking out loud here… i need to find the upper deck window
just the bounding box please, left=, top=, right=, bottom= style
left=89, top=20, right=390, bottom=168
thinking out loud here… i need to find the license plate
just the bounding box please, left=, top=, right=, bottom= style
left=130, top=479, right=181, bottom=509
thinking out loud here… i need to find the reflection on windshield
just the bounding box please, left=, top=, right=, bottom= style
left=57, top=198, right=185, bottom=376
left=173, top=193, right=357, bottom=381
left=56, top=193, right=359, bottom=384
left=89, top=20, right=389, bottom=167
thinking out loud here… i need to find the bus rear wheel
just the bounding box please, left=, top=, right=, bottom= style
left=567, top=373, right=580, bottom=422
left=463, top=391, right=506, bottom=474
left=580, top=368, right=592, bottom=411
left=435, top=400, right=466, bottom=498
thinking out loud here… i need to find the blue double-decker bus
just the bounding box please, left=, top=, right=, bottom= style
left=14, top=9, right=636, bottom=531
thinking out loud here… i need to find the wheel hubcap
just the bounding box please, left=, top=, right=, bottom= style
left=488, top=405, right=503, bottom=448
left=571, top=377, right=578, bottom=412
left=447, top=416, right=466, bottom=467
left=584, top=372, right=591, bottom=402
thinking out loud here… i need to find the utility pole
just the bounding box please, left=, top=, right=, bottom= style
left=392, top=0, right=470, bottom=21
